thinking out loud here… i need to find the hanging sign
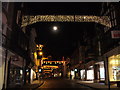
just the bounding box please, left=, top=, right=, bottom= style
left=111, top=30, right=120, bottom=39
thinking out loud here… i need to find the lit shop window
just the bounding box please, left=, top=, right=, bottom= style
left=100, top=67, right=105, bottom=80
left=87, top=69, right=94, bottom=80
left=80, top=70, right=85, bottom=80
left=108, top=54, right=120, bottom=81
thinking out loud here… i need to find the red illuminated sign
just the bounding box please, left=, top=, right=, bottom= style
left=111, top=31, right=120, bottom=39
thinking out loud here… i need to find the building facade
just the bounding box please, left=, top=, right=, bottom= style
left=1, top=2, right=37, bottom=89
left=99, top=2, right=120, bottom=86
left=69, top=3, right=120, bottom=87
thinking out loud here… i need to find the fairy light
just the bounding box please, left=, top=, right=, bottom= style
left=21, top=15, right=111, bottom=27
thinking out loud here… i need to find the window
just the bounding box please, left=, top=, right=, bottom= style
left=113, top=11, right=116, bottom=19
left=16, top=10, right=21, bottom=25
left=108, top=55, right=120, bottom=81
left=114, top=19, right=117, bottom=26
left=109, top=5, right=117, bottom=28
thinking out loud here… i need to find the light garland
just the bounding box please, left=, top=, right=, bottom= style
left=21, top=15, right=111, bottom=28
left=43, top=65, right=59, bottom=69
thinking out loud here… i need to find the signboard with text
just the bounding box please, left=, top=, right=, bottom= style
left=111, top=31, right=120, bottom=39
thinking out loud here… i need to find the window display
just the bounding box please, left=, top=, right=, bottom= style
left=108, top=54, right=120, bottom=81
left=112, top=66, right=120, bottom=80
left=80, top=70, right=85, bottom=80
left=100, top=67, right=105, bottom=80
left=87, top=69, right=94, bottom=80
left=71, top=71, right=75, bottom=79
left=9, top=67, right=23, bottom=86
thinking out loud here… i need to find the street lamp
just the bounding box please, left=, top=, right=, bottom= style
left=38, top=51, right=43, bottom=56
left=74, top=69, right=77, bottom=72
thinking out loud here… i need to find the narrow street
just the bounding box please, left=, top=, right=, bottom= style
left=1, top=2, right=120, bottom=90
left=37, top=78, right=94, bottom=89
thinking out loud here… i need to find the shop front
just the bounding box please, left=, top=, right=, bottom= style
left=74, top=68, right=80, bottom=79
left=85, top=60, right=95, bottom=81
left=70, top=70, right=75, bottom=79
left=67, top=71, right=71, bottom=78
left=7, top=54, right=25, bottom=88
left=99, top=61, right=105, bottom=81
left=108, top=54, right=120, bottom=82
left=103, top=46, right=120, bottom=86
left=94, top=61, right=105, bottom=82
left=30, top=69, right=37, bottom=83
left=79, top=64, right=85, bottom=80
left=80, top=69, right=85, bottom=80
left=87, top=66, right=94, bottom=81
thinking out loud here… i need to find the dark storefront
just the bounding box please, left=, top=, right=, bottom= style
left=7, top=54, right=25, bottom=88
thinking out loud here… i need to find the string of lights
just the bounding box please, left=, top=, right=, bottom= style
left=21, top=15, right=111, bottom=27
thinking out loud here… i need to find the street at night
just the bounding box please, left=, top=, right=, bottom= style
left=38, top=78, right=94, bottom=89
left=1, top=0, right=120, bottom=90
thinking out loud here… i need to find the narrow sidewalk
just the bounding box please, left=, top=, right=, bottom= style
left=7, top=79, right=44, bottom=90
left=23, top=79, right=44, bottom=90
left=74, top=80, right=120, bottom=90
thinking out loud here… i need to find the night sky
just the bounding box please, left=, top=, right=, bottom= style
left=24, top=2, right=102, bottom=60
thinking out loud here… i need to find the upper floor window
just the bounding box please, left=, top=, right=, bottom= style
left=16, top=10, right=21, bottom=25
left=108, top=5, right=117, bottom=28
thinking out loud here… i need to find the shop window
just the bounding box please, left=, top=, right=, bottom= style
left=100, top=67, right=105, bottom=80
left=87, top=69, right=94, bottom=80
left=108, top=54, right=120, bottom=81
left=80, top=70, right=85, bottom=80
left=9, top=67, right=24, bottom=87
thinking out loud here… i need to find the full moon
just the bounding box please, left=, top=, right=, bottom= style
left=53, top=26, right=58, bottom=31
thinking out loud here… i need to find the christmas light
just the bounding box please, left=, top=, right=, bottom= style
left=21, top=15, right=111, bottom=28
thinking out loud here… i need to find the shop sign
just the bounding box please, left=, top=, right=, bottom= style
left=111, top=30, right=120, bottom=39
